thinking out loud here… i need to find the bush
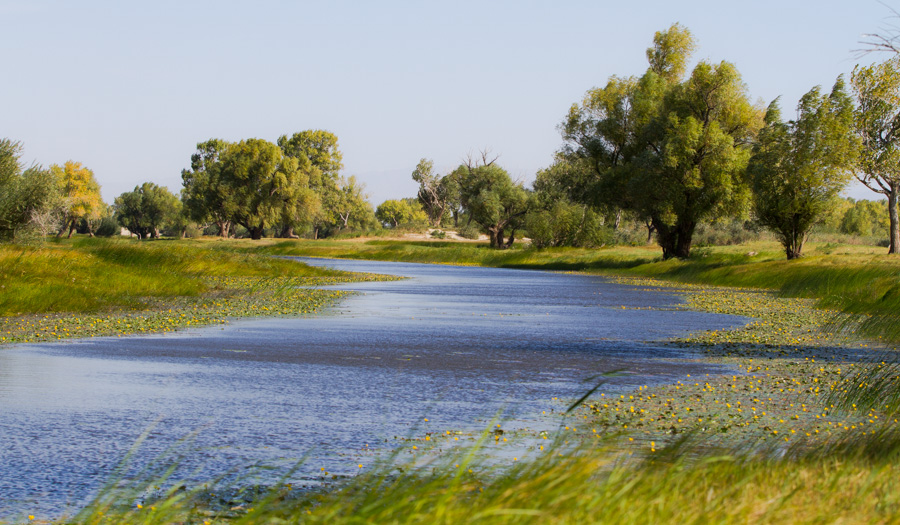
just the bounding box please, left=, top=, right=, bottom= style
left=693, top=220, right=760, bottom=247
left=456, top=223, right=482, bottom=240
left=94, top=216, right=120, bottom=237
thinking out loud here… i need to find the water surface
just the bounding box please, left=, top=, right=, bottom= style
left=0, top=259, right=746, bottom=519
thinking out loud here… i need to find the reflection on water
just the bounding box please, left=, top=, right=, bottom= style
left=0, top=259, right=746, bottom=518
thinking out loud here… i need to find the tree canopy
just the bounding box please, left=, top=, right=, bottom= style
left=749, top=78, right=859, bottom=259
left=51, top=161, right=103, bottom=238
left=852, top=56, right=900, bottom=253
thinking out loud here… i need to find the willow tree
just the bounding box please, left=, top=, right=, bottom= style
left=458, top=161, right=529, bottom=249
left=852, top=56, right=900, bottom=253
left=0, top=139, right=60, bottom=240
left=749, top=78, right=859, bottom=259
left=181, top=139, right=234, bottom=237
left=218, top=138, right=309, bottom=240
left=51, top=161, right=103, bottom=238
left=561, top=24, right=759, bottom=259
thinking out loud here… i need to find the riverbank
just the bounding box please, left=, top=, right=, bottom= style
left=0, top=238, right=398, bottom=345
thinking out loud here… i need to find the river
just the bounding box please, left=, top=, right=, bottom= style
left=0, top=258, right=746, bottom=519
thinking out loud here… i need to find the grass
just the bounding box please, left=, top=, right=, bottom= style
left=0, top=237, right=397, bottom=344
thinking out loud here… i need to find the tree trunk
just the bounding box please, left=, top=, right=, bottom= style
left=614, top=210, right=622, bottom=231
left=488, top=227, right=502, bottom=248
left=249, top=226, right=263, bottom=240
left=889, top=183, right=899, bottom=254
left=66, top=221, right=76, bottom=239
left=645, top=220, right=656, bottom=244
left=673, top=219, right=696, bottom=259
left=655, top=221, right=677, bottom=260
left=216, top=220, right=230, bottom=238
left=505, top=229, right=516, bottom=248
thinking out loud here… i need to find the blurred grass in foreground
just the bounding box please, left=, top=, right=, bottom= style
left=62, top=426, right=900, bottom=525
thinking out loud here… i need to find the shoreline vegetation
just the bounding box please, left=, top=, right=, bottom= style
left=5, top=236, right=900, bottom=523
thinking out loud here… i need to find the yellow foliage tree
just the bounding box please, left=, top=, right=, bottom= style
left=50, top=161, right=103, bottom=238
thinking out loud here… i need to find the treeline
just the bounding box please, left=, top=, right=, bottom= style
left=0, top=131, right=379, bottom=242
left=3, top=24, right=899, bottom=259
left=407, top=24, right=899, bottom=260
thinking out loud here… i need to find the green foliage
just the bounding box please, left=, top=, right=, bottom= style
left=749, top=78, right=859, bottom=259
left=0, top=139, right=62, bottom=241
left=458, top=162, right=529, bottom=248
left=852, top=56, right=900, bottom=253
left=114, top=182, right=180, bottom=239
left=216, top=138, right=312, bottom=240
left=375, top=199, right=414, bottom=227
left=526, top=200, right=611, bottom=248
left=181, top=138, right=234, bottom=236
left=562, top=25, right=760, bottom=259
left=841, top=199, right=889, bottom=237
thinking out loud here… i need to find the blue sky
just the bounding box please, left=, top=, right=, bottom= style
left=2, top=1, right=895, bottom=204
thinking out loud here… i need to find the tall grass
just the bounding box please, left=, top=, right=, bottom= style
left=0, top=238, right=346, bottom=316
left=64, top=427, right=900, bottom=524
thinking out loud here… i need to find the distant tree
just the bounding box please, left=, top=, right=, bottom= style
left=841, top=199, right=890, bottom=237
left=411, top=158, right=451, bottom=227
left=114, top=183, right=180, bottom=239
left=458, top=158, right=529, bottom=249
left=527, top=158, right=611, bottom=248
left=852, top=56, right=900, bottom=253
left=749, top=78, right=859, bottom=259
left=0, top=139, right=61, bottom=240
left=51, top=161, right=103, bottom=238
left=279, top=130, right=347, bottom=238
left=327, top=175, right=372, bottom=231
left=181, top=139, right=234, bottom=237
left=375, top=199, right=414, bottom=228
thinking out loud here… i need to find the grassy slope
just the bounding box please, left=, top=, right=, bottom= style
left=0, top=237, right=395, bottom=344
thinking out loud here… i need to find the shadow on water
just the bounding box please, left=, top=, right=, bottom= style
left=0, top=258, right=748, bottom=519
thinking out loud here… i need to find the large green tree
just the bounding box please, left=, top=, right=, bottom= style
left=458, top=160, right=529, bottom=249
left=218, top=138, right=309, bottom=240
left=749, top=78, right=859, bottom=259
left=561, top=24, right=760, bottom=258
left=852, top=56, right=900, bottom=253
left=278, top=130, right=345, bottom=238
left=181, top=139, right=234, bottom=237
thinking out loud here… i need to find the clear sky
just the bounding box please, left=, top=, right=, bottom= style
left=2, top=0, right=895, bottom=205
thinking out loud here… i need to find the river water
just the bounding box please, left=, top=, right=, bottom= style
left=0, top=259, right=746, bottom=519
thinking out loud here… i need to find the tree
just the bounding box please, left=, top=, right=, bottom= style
left=458, top=160, right=529, bottom=249
left=375, top=199, right=414, bottom=228
left=328, top=175, right=374, bottom=231
left=412, top=158, right=452, bottom=227
left=51, top=161, right=103, bottom=238
left=852, top=56, right=900, bottom=253
left=181, top=139, right=234, bottom=237
left=114, top=183, right=180, bottom=239
left=841, top=198, right=890, bottom=237
left=278, top=130, right=345, bottom=238
left=560, top=24, right=759, bottom=259
left=218, top=138, right=307, bottom=240
left=0, top=139, right=61, bottom=240
left=749, top=78, right=859, bottom=259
